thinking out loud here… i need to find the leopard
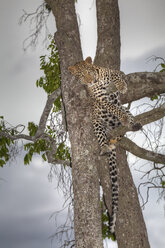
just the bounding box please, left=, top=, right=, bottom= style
left=68, top=56, right=141, bottom=235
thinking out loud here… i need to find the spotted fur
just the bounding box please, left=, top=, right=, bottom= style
left=68, top=57, right=141, bottom=235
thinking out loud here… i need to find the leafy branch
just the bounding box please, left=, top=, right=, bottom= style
left=0, top=37, right=70, bottom=167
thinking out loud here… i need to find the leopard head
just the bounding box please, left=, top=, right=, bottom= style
left=68, top=57, right=94, bottom=85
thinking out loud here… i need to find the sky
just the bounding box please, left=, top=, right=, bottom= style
left=0, top=0, right=165, bottom=248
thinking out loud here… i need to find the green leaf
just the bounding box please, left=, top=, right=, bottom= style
left=110, top=233, right=116, bottom=241
left=151, top=95, right=158, bottom=101
left=24, top=139, right=49, bottom=165
left=28, top=122, right=38, bottom=136
left=45, top=3, right=51, bottom=12
left=161, top=63, right=165, bottom=68
left=11, top=129, right=15, bottom=136
left=42, top=153, right=47, bottom=161
left=24, top=154, right=30, bottom=165
left=162, top=181, right=165, bottom=187
left=101, top=200, right=116, bottom=241
left=36, top=36, right=61, bottom=95
left=0, top=132, right=13, bottom=165
left=0, top=159, right=5, bottom=167
left=54, top=143, right=71, bottom=162
left=6, top=138, right=11, bottom=147
left=53, top=96, right=61, bottom=112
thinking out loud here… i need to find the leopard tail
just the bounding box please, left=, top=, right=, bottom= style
left=108, top=148, right=119, bottom=234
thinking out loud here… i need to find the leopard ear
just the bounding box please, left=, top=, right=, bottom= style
left=68, top=65, right=77, bottom=74
left=85, top=57, right=92, bottom=64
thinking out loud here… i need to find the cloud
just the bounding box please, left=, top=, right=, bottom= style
left=0, top=155, right=68, bottom=248
left=121, top=45, right=165, bottom=73
left=143, top=199, right=165, bottom=248
left=119, top=0, right=165, bottom=59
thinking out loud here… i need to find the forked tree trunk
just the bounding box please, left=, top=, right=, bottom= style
left=45, top=0, right=150, bottom=247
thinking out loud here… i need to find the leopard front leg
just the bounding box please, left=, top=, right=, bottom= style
left=113, top=78, right=127, bottom=94
left=111, top=72, right=127, bottom=94
left=92, top=106, right=114, bottom=155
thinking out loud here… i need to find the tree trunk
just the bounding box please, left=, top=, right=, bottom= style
left=95, top=0, right=120, bottom=69
left=116, top=147, right=150, bottom=248
left=47, top=0, right=103, bottom=247
left=95, top=0, right=150, bottom=247
left=46, top=0, right=150, bottom=247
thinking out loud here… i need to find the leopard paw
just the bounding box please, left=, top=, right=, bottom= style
left=118, top=85, right=127, bottom=94
left=117, top=80, right=127, bottom=94
left=131, top=122, right=142, bottom=131
left=110, top=138, right=118, bottom=145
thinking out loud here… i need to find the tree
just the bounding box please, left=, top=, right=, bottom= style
left=1, top=0, right=165, bottom=247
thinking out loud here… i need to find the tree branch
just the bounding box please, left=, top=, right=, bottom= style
left=106, top=103, right=165, bottom=165
left=19, top=2, right=51, bottom=50
left=0, top=88, right=61, bottom=143
left=47, top=156, right=71, bottom=167
left=108, top=102, right=165, bottom=138
left=119, top=137, right=165, bottom=165
left=134, top=102, right=165, bottom=126
left=0, top=132, right=33, bottom=142
left=36, top=88, right=61, bottom=137
left=121, top=71, right=165, bottom=104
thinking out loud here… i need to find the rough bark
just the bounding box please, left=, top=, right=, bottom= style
left=36, top=88, right=61, bottom=137
left=116, top=147, right=150, bottom=248
left=119, top=137, right=165, bottom=165
left=95, top=0, right=150, bottom=247
left=46, top=0, right=103, bottom=247
left=95, top=0, right=120, bottom=69
left=122, top=72, right=165, bottom=104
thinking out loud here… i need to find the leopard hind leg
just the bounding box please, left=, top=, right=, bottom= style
left=92, top=118, right=112, bottom=155
left=109, top=136, right=121, bottom=150
left=124, top=108, right=142, bottom=130
left=107, top=116, right=121, bottom=151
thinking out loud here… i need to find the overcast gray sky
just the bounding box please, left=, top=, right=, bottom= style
left=0, top=0, right=165, bottom=248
